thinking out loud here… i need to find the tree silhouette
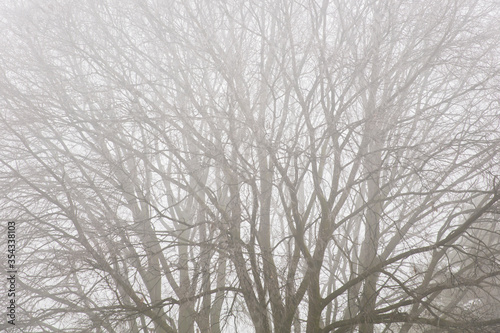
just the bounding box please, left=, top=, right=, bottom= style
left=1, top=0, right=500, bottom=332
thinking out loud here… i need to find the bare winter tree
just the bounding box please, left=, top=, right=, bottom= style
left=1, top=0, right=500, bottom=332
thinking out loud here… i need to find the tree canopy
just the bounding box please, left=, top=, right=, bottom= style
left=1, top=0, right=500, bottom=332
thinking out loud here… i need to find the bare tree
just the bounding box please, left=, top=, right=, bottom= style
left=1, top=0, right=500, bottom=332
